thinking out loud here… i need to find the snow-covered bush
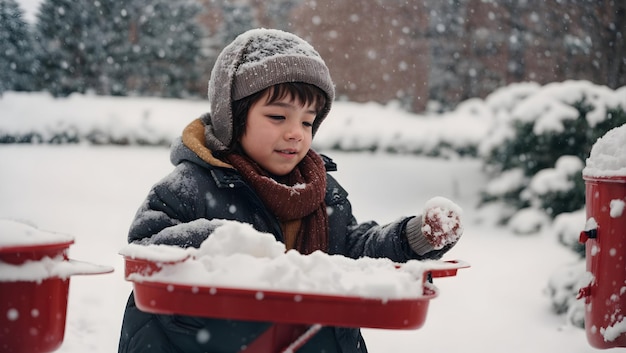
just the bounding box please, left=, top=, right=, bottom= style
left=0, top=92, right=206, bottom=145
left=547, top=210, right=587, bottom=322
left=552, top=209, right=586, bottom=257
left=545, top=261, right=587, bottom=328
left=478, top=81, right=626, bottom=228
left=0, top=92, right=493, bottom=156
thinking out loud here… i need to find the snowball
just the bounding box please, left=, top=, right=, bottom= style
left=423, top=196, right=463, bottom=217
left=0, top=219, right=74, bottom=248
left=583, top=124, right=626, bottom=178
left=610, top=199, right=625, bottom=218
left=421, top=197, right=464, bottom=249
left=125, top=219, right=434, bottom=300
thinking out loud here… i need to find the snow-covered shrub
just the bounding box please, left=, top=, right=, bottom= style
left=507, top=207, right=550, bottom=235
left=0, top=92, right=205, bottom=145
left=545, top=261, right=587, bottom=328
left=479, top=81, right=626, bottom=227
left=520, top=156, right=586, bottom=218
left=552, top=209, right=586, bottom=257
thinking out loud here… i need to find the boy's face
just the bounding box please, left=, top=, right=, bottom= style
left=240, top=91, right=317, bottom=176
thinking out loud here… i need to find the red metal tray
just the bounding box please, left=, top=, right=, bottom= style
left=132, top=280, right=436, bottom=329
left=125, top=256, right=467, bottom=329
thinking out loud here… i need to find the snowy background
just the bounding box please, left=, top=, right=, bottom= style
left=1, top=84, right=619, bottom=352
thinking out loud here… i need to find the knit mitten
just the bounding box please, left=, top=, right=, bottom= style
left=421, top=197, right=463, bottom=249
left=406, top=196, right=463, bottom=256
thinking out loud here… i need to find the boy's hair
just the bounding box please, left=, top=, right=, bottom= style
left=219, top=82, right=326, bottom=156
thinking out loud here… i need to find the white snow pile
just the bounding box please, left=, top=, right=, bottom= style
left=0, top=219, right=113, bottom=281
left=583, top=124, right=626, bottom=178
left=0, top=218, right=74, bottom=247
left=120, top=219, right=437, bottom=300
left=0, top=256, right=104, bottom=282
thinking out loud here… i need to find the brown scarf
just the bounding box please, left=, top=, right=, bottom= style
left=225, top=150, right=329, bottom=254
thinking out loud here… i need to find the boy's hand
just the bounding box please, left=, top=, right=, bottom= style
left=421, top=197, right=463, bottom=249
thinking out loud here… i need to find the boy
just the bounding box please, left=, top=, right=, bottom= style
left=118, top=28, right=462, bottom=353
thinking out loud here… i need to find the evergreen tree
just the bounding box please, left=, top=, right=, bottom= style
left=117, top=0, right=206, bottom=97
left=218, top=2, right=258, bottom=47
left=426, top=0, right=467, bottom=109
left=35, top=0, right=103, bottom=96
left=35, top=0, right=205, bottom=97
left=0, top=0, right=37, bottom=94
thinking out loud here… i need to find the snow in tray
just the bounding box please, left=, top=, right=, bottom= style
left=121, top=219, right=430, bottom=300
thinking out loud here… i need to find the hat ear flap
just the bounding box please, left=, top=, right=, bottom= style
left=207, top=37, right=250, bottom=150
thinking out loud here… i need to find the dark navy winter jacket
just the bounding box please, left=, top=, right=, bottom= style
left=118, top=139, right=450, bottom=353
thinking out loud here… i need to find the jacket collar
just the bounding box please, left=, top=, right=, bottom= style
left=181, top=117, right=234, bottom=169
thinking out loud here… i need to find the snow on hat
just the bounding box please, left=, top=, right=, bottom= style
left=205, top=28, right=335, bottom=151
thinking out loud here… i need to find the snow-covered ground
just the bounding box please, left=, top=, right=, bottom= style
left=0, top=145, right=601, bottom=353
left=3, top=82, right=623, bottom=351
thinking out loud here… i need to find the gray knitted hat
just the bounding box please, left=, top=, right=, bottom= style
left=204, top=28, right=335, bottom=151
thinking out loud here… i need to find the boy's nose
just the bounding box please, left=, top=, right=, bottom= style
left=285, top=123, right=304, bottom=141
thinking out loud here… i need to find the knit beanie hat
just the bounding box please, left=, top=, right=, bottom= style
left=204, top=28, right=335, bottom=151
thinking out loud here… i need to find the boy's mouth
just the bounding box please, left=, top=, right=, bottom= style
left=277, top=149, right=298, bottom=155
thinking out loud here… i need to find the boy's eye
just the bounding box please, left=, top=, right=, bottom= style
left=268, top=115, right=285, bottom=121
left=303, top=121, right=313, bottom=128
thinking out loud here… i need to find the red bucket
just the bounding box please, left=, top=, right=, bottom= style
left=579, top=175, right=626, bottom=349
left=0, top=222, right=113, bottom=353
left=1, top=277, right=70, bottom=353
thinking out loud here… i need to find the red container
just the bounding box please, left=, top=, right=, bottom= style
left=0, top=240, right=113, bottom=353
left=124, top=255, right=467, bottom=330
left=579, top=175, right=626, bottom=349
left=0, top=240, right=74, bottom=264
left=0, top=278, right=70, bottom=353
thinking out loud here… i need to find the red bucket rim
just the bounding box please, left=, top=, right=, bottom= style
left=583, top=175, right=626, bottom=183
left=0, top=239, right=74, bottom=255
